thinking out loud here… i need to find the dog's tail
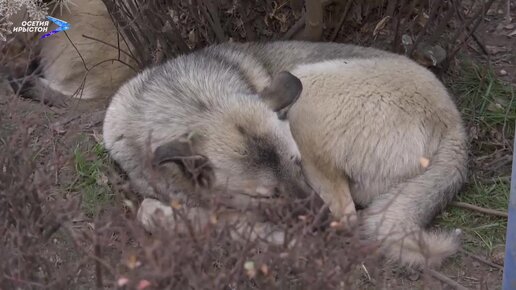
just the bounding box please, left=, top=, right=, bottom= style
left=362, top=121, right=468, bottom=268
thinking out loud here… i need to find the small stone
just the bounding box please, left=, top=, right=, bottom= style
left=472, top=261, right=480, bottom=268
left=499, top=69, right=508, bottom=76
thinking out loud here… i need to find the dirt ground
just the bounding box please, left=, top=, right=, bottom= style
left=1, top=2, right=515, bottom=290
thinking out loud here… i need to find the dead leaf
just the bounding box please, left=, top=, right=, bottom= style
left=508, top=29, right=516, bottom=37
left=123, top=199, right=135, bottom=210
left=373, top=16, right=390, bottom=37
left=126, top=255, right=141, bottom=269
left=188, top=29, right=197, bottom=44
left=417, top=12, right=429, bottom=27
left=419, top=157, right=430, bottom=168
left=92, top=130, right=103, bottom=144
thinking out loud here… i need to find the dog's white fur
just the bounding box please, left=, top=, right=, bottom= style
left=288, top=56, right=467, bottom=268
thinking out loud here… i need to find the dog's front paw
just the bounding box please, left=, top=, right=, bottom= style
left=137, top=198, right=174, bottom=233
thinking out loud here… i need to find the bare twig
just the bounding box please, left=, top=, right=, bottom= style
left=505, top=0, right=512, bottom=24
left=445, top=0, right=496, bottom=65
left=81, top=34, right=140, bottom=66
left=101, top=0, right=145, bottom=67
left=301, top=0, right=324, bottom=41
left=459, top=249, right=504, bottom=270
left=427, top=269, right=469, bottom=290
left=282, top=14, right=306, bottom=40
left=450, top=201, right=508, bottom=218
left=63, top=31, right=88, bottom=71
left=200, top=0, right=226, bottom=42
left=330, top=0, right=353, bottom=41
left=409, top=0, right=441, bottom=56
left=237, top=2, right=257, bottom=41
left=426, top=1, right=456, bottom=46
left=94, top=236, right=103, bottom=289
left=392, top=0, right=403, bottom=52
left=453, top=0, right=489, bottom=56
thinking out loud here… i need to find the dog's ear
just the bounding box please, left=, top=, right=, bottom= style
left=152, top=132, right=214, bottom=188
left=152, top=132, right=204, bottom=167
left=260, top=71, right=303, bottom=112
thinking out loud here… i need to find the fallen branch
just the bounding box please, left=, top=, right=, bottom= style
left=450, top=201, right=508, bottom=218
left=459, top=249, right=504, bottom=271
left=428, top=269, right=469, bottom=290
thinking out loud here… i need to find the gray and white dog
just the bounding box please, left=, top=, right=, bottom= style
left=103, top=41, right=467, bottom=268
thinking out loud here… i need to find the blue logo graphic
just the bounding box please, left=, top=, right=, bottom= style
left=40, top=16, right=71, bottom=39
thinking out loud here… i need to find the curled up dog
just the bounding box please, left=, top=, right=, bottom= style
left=102, top=41, right=468, bottom=268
